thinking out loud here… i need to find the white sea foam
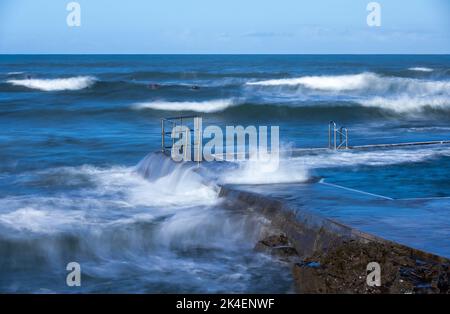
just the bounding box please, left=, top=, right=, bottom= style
left=0, top=153, right=264, bottom=278
left=247, top=72, right=450, bottom=112
left=254, top=70, right=449, bottom=116
left=0, top=156, right=266, bottom=291
left=360, top=95, right=450, bottom=112
left=215, top=144, right=450, bottom=185
left=155, top=205, right=263, bottom=249
left=0, top=154, right=219, bottom=234
left=0, top=206, right=84, bottom=233
left=408, top=67, right=434, bottom=72
left=7, top=76, right=96, bottom=91
left=246, top=73, right=379, bottom=91
left=219, top=149, right=310, bottom=185
left=216, top=145, right=450, bottom=187
left=247, top=72, right=450, bottom=94
left=47, top=157, right=218, bottom=209
left=294, top=146, right=450, bottom=169
left=221, top=160, right=309, bottom=185
left=133, top=99, right=235, bottom=113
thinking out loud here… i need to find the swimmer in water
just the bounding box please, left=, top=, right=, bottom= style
left=149, top=83, right=161, bottom=90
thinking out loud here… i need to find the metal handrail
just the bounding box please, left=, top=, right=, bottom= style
left=160, top=116, right=201, bottom=161
left=162, top=115, right=199, bottom=121
left=328, top=121, right=348, bottom=150
left=329, top=121, right=336, bottom=149
left=337, top=127, right=348, bottom=149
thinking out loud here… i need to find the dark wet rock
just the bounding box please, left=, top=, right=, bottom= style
left=255, top=234, right=299, bottom=261
left=256, top=234, right=290, bottom=248
left=292, top=240, right=450, bottom=294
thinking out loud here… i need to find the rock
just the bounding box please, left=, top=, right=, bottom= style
left=256, top=234, right=290, bottom=248
left=255, top=234, right=299, bottom=261
left=292, top=240, right=450, bottom=294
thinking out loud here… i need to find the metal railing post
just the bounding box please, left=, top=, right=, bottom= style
left=160, top=115, right=203, bottom=161
left=172, top=121, right=176, bottom=151
left=194, top=116, right=202, bottom=165
left=184, top=127, right=188, bottom=161
left=328, top=123, right=331, bottom=149
left=345, top=128, right=348, bottom=149
left=199, top=117, right=201, bottom=163
left=329, top=121, right=336, bottom=150
left=161, top=119, right=165, bottom=153
left=329, top=121, right=349, bottom=150
left=334, top=125, right=337, bottom=150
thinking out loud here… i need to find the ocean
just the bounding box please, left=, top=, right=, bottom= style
left=1, top=54, right=450, bottom=292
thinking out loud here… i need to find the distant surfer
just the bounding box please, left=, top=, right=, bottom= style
left=191, top=85, right=200, bottom=90
left=149, top=83, right=160, bottom=90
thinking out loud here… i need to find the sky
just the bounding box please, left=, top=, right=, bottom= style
left=0, top=0, right=449, bottom=54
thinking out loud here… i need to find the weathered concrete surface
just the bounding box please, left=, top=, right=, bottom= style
left=219, top=185, right=450, bottom=294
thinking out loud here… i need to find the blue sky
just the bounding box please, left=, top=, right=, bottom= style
left=0, top=0, right=449, bottom=54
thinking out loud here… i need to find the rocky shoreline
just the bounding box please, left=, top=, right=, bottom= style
left=256, top=234, right=449, bottom=293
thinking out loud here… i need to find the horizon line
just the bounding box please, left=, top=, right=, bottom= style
left=1, top=53, right=450, bottom=56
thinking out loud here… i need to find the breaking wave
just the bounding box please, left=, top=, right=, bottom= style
left=247, top=73, right=378, bottom=91
left=360, top=95, right=450, bottom=112
left=246, top=72, right=450, bottom=113
left=218, top=150, right=310, bottom=185
left=6, top=76, right=96, bottom=91
left=133, top=99, right=236, bottom=113
left=0, top=152, right=295, bottom=293
left=221, top=160, right=310, bottom=185
left=408, top=67, right=434, bottom=72
left=215, top=145, right=450, bottom=187
left=247, top=72, right=450, bottom=94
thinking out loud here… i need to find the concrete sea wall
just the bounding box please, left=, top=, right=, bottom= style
left=219, top=185, right=450, bottom=294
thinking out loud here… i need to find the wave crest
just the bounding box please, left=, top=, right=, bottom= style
left=7, top=76, right=96, bottom=91
left=246, top=72, right=450, bottom=94
left=246, top=72, right=450, bottom=113
left=361, top=95, right=450, bottom=112
left=133, top=99, right=235, bottom=113
left=247, top=73, right=378, bottom=91
left=408, top=67, right=434, bottom=72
